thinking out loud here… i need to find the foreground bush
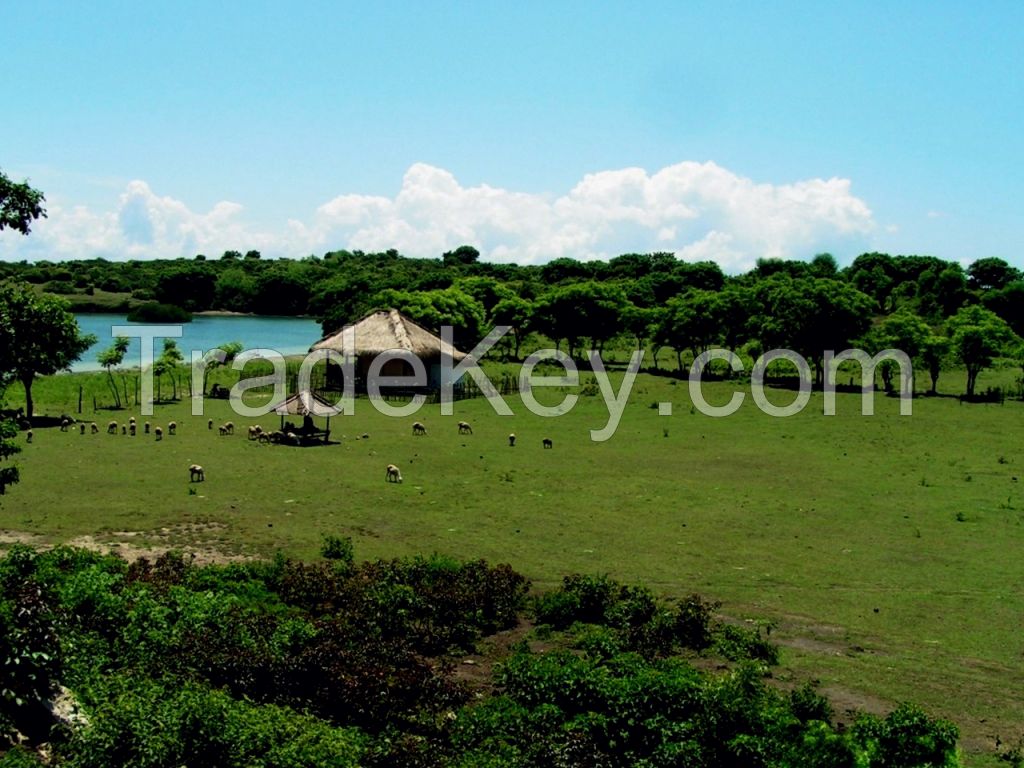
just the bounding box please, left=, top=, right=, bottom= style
left=0, top=546, right=962, bottom=767
left=58, top=676, right=364, bottom=768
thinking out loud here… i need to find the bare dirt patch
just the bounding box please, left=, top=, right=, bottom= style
left=0, top=526, right=250, bottom=566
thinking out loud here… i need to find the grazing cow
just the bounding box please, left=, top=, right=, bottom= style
left=189, top=464, right=205, bottom=482
left=386, top=464, right=403, bottom=483
left=543, top=438, right=553, bottom=449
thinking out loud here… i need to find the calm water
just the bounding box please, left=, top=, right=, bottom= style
left=72, top=314, right=324, bottom=372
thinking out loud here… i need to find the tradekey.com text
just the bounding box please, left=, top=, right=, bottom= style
left=117, top=324, right=914, bottom=442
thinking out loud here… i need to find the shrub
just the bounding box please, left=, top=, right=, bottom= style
left=60, top=675, right=366, bottom=767
left=125, top=301, right=192, bottom=323
left=674, top=594, right=719, bottom=651
left=852, top=703, right=960, bottom=768
left=320, top=536, right=354, bottom=568
left=713, top=623, right=780, bottom=664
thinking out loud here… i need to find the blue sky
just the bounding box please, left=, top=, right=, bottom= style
left=2, top=1, right=1021, bottom=270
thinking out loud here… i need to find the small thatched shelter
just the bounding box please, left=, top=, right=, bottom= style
left=311, top=309, right=467, bottom=391
left=272, top=391, right=339, bottom=444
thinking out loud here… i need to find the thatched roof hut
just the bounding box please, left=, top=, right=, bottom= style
left=272, top=391, right=338, bottom=444
left=312, top=309, right=466, bottom=360
left=311, top=309, right=467, bottom=390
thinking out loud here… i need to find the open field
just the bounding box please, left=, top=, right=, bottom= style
left=4, top=365, right=1024, bottom=764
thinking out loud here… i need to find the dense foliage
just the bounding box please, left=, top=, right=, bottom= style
left=0, top=545, right=960, bottom=766
left=3, top=248, right=1023, bottom=396
left=0, top=283, right=96, bottom=417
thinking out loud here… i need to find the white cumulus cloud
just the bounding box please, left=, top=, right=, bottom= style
left=0, top=161, right=875, bottom=271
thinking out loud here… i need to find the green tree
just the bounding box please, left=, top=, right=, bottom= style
left=453, top=276, right=514, bottom=317
left=920, top=333, right=950, bottom=395
left=660, top=290, right=724, bottom=372
left=154, top=338, right=185, bottom=401
left=620, top=304, right=660, bottom=353
left=870, top=310, right=933, bottom=391
left=750, top=276, right=874, bottom=384
left=0, top=170, right=46, bottom=235
left=0, top=409, right=19, bottom=496
left=946, top=305, right=1019, bottom=397
left=845, top=252, right=896, bottom=312
left=967, top=257, right=1019, bottom=292
left=442, top=245, right=480, bottom=268
left=809, top=252, right=839, bottom=278
left=0, top=283, right=96, bottom=418
left=534, top=282, right=628, bottom=357
left=200, top=340, right=243, bottom=394
left=97, top=336, right=131, bottom=409
left=981, top=280, right=1024, bottom=337
left=491, top=296, right=534, bottom=360
left=213, top=268, right=257, bottom=311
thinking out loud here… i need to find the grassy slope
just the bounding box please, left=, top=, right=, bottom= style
left=4, top=365, right=1023, bottom=764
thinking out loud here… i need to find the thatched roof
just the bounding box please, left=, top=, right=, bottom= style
left=273, top=391, right=341, bottom=417
left=311, top=309, right=467, bottom=361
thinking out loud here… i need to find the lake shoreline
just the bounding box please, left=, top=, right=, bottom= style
left=71, top=313, right=323, bottom=373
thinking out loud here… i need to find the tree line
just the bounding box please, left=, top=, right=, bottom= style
left=3, top=245, right=1024, bottom=396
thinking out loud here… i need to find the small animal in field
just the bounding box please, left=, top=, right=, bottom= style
left=208, top=419, right=214, bottom=430
left=543, top=438, right=553, bottom=449
left=129, top=423, right=136, bottom=436
left=223, top=422, right=235, bottom=435
left=385, top=463, right=403, bottom=483
left=129, top=416, right=136, bottom=426
left=90, top=422, right=99, bottom=434
left=189, top=464, right=205, bottom=482
left=155, top=427, right=163, bottom=441
left=219, top=425, right=228, bottom=436
left=26, top=430, right=32, bottom=444
left=458, top=421, right=473, bottom=434
left=248, top=425, right=263, bottom=440
left=412, top=421, right=427, bottom=436
left=60, top=418, right=70, bottom=432
left=79, top=423, right=86, bottom=435
left=107, top=420, right=117, bottom=434
left=168, top=422, right=177, bottom=436
left=144, top=422, right=150, bottom=434
left=508, top=433, right=516, bottom=447
left=121, top=425, right=127, bottom=435
left=257, top=431, right=272, bottom=444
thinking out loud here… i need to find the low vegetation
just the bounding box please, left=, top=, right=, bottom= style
left=0, top=545, right=960, bottom=766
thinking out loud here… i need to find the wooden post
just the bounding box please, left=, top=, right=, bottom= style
left=78, top=385, right=83, bottom=414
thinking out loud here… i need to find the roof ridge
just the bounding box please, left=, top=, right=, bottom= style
left=389, top=308, right=414, bottom=350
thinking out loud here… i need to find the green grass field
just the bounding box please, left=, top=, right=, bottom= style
left=3, top=363, right=1023, bottom=765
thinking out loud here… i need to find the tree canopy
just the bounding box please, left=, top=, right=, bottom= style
left=0, top=170, right=46, bottom=235
left=946, top=305, right=1020, bottom=397
left=0, top=283, right=96, bottom=417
